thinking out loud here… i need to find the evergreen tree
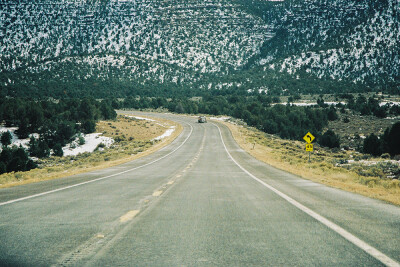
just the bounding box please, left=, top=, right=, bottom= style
left=0, top=161, right=6, bottom=174
left=380, top=127, right=390, bottom=154
left=53, top=143, right=64, bottom=157
left=100, top=101, right=117, bottom=120
left=0, top=146, right=36, bottom=173
left=387, top=122, right=400, bottom=156
left=16, top=119, right=30, bottom=139
left=363, top=133, right=382, bottom=156
left=82, top=120, right=96, bottom=134
left=175, top=103, right=185, bottom=114
left=1, top=131, right=12, bottom=147
left=36, top=139, right=50, bottom=158
left=327, top=106, right=338, bottom=121
left=28, top=136, right=38, bottom=157
left=319, top=130, right=340, bottom=148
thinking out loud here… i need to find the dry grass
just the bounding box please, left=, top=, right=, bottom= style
left=97, top=115, right=170, bottom=141
left=0, top=115, right=182, bottom=189
left=222, top=121, right=400, bottom=206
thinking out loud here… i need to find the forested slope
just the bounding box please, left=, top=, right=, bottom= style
left=0, top=0, right=398, bottom=97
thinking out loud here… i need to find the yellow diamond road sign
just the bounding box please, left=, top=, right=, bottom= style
left=303, top=132, right=315, bottom=143
left=306, top=144, right=313, bottom=152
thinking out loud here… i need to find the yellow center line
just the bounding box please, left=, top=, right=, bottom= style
left=152, top=190, right=163, bottom=197
left=167, top=180, right=174, bottom=185
left=119, top=210, right=140, bottom=223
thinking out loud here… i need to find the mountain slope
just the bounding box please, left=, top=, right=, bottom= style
left=0, top=0, right=398, bottom=97
left=255, top=0, right=399, bottom=88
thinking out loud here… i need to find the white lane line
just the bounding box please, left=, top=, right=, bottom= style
left=0, top=122, right=193, bottom=207
left=214, top=123, right=400, bottom=267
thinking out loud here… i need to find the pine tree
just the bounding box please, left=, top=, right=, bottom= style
left=1, top=131, right=12, bottom=147
left=388, top=122, right=400, bottom=156
left=363, top=133, right=382, bottom=156
left=319, top=130, right=340, bottom=148
left=53, top=143, right=64, bottom=157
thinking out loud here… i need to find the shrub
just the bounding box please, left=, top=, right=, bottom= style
left=97, top=143, right=105, bottom=148
left=53, top=143, right=64, bottom=157
left=327, top=106, right=338, bottom=121
left=363, top=133, right=382, bottom=156
left=78, top=136, right=86, bottom=145
left=95, top=143, right=105, bottom=151
left=29, top=138, right=50, bottom=158
left=0, top=147, right=36, bottom=173
left=319, top=130, right=340, bottom=148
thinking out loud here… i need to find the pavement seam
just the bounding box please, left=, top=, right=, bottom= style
left=214, top=122, right=400, bottom=267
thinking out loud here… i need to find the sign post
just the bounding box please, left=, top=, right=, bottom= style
left=303, top=132, right=315, bottom=163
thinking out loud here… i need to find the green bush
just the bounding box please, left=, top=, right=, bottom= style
left=0, top=147, right=37, bottom=173
left=53, top=143, right=64, bottom=157
left=319, top=130, right=340, bottom=148
left=78, top=136, right=86, bottom=145
left=363, top=133, right=382, bottom=156
left=1, top=131, right=12, bottom=146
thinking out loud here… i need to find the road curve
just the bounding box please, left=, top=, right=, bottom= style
left=0, top=112, right=399, bottom=266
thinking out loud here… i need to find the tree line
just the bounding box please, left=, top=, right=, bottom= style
left=0, top=98, right=116, bottom=174
left=119, top=94, right=400, bottom=155
left=119, top=94, right=334, bottom=141
left=337, top=94, right=400, bottom=118
left=363, top=122, right=400, bottom=157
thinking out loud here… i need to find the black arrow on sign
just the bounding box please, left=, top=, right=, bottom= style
left=307, top=134, right=312, bottom=142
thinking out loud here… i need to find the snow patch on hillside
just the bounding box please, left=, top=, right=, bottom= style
left=126, top=116, right=155, bottom=122
left=0, top=126, right=113, bottom=157
left=62, top=133, right=114, bottom=157
left=0, top=126, right=35, bottom=149
left=153, top=126, right=175, bottom=141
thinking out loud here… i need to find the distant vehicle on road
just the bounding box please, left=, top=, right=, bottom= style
left=198, top=116, right=207, bottom=123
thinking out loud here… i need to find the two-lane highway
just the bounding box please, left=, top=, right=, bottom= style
left=1, top=112, right=399, bottom=266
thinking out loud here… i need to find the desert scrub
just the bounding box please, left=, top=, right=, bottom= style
left=222, top=120, right=400, bottom=206
left=0, top=115, right=182, bottom=189
left=382, top=179, right=400, bottom=189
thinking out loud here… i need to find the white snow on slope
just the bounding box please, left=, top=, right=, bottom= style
left=62, top=133, right=114, bottom=157
left=153, top=126, right=176, bottom=141
left=0, top=126, right=38, bottom=149
left=126, top=116, right=155, bottom=122
left=210, top=116, right=231, bottom=121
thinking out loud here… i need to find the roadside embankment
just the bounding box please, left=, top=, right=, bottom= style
left=0, top=115, right=182, bottom=188
left=221, top=120, right=400, bottom=206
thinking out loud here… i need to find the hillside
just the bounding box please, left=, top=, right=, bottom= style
left=257, top=0, right=400, bottom=89
left=0, top=0, right=398, bottom=97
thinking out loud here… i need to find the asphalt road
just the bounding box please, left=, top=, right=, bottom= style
left=1, top=112, right=399, bottom=266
